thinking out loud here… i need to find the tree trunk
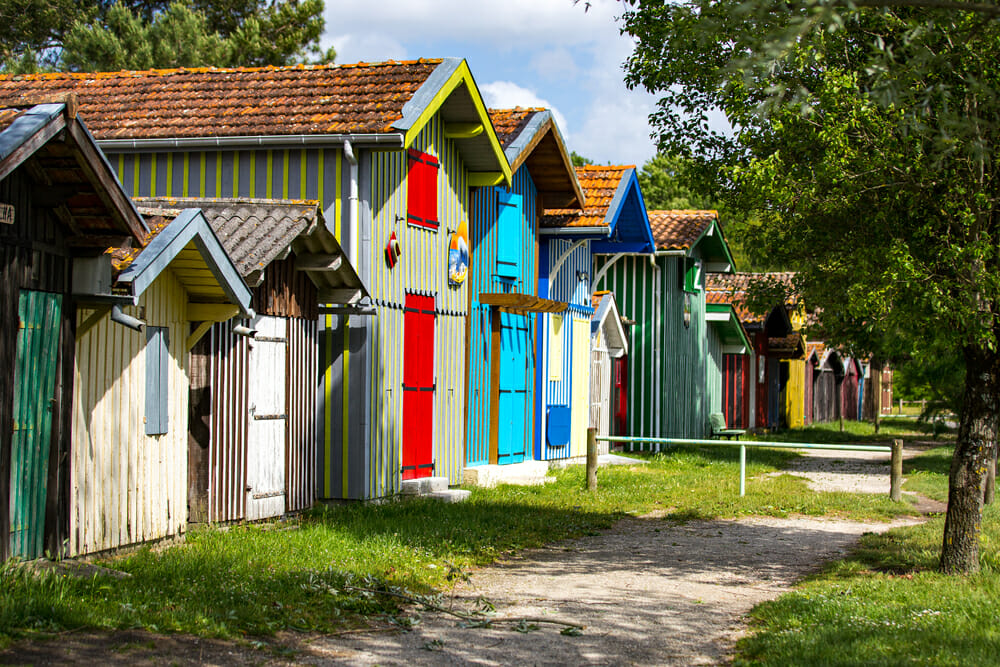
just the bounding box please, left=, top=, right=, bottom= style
left=940, top=344, right=1000, bottom=573
left=985, top=444, right=997, bottom=506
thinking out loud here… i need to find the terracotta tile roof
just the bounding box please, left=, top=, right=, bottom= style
left=706, top=272, right=798, bottom=325
left=0, top=106, right=26, bottom=132
left=591, top=290, right=611, bottom=312
left=806, top=340, right=826, bottom=359
left=0, top=60, right=442, bottom=139
left=648, top=210, right=717, bottom=251
left=488, top=107, right=543, bottom=148
left=543, top=165, right=632, bottom=228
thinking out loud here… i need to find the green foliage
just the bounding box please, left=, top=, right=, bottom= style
left=637, top=153, right=712, bottom=211
left=736, top=447, right=1000, bottom=666
left=1, top=0, right=331, bottom=72
left=570, top=150, right=593, bottom=168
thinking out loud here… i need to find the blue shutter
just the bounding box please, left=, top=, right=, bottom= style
left=145, top=326, right=169, bottom=435
left=495, top=191, right=522, bottom=280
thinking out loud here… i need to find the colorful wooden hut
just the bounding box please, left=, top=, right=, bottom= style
left=540, top=166, right=656, bottom=458
left=596, top=210, right=747, bottom=440
left=464, top=108, right=584, bottom=474
left=0, top=99, right=148, bottom=559
left=841, top=356, right=861, bottom=421
left=134, top=197, right=365, bottom=521
left=589, top=291, right=629, bottom=452
left=810, top=344, right=845, bottom=423
left=0, top=59, right=511, bottom=500
left=72, top=207, right=252, bottom=556
left=705, top=272, right=800, bottom=430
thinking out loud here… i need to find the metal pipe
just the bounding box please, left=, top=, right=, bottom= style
left=110, top=304, right=144, bottom=331
left=740, top=444, right=746, bottom=497
left=596, top=435, right=891, bottom=452
left=232, top=325, right=256, bottom=338
left=98, top=132, right=404, bottom=151
left=344, top=139, right=359, bottom=270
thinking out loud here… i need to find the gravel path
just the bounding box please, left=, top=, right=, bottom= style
left=0, top=447, right=933, bottom=666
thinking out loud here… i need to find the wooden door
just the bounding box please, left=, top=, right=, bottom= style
left=246, top=315, right=288, bottom=520
left=403, top=294, right=436, bottom=480
left=9, top=290, right=61, bottom=558
left=497, top=312, right=529, bottom=465
left=570, top=317, right=591, bottom=457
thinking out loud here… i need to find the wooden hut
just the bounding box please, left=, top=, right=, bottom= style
left=705, top=273, right=800, bottom=431
left=810, top=344, right=845, bottom=423
left=596, top=210, right=746, bottom=440
left=134, top=197, right=365, bottom=522
left=541, top=166, right=655, bottom=458
left=464, top=108, right=584, bottom=473
left=841, top=356, right=861, bottom=421
left=589, top=291, right=629, bottom=453
left=0, top=59, right=511, bottom=499
left=0, top=100, right=148, bottom=560
left=71, top=207, right=252, bottom=556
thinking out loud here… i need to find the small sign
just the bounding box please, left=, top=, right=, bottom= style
left=448, top=220, right=469, bottom=286
left=0, top=203, right=13, bottom=225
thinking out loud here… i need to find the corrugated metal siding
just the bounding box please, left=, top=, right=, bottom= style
left=320, top=114, right=469, bottom=499
left=71, top=269, right=188, bottom=556
left=287, top=317, right=316, bottom=511
left=206, top=319, right=249, bottom=523
left=467, top=168, right=538, bottom=467
left=594, top=253, right=711, bottom=442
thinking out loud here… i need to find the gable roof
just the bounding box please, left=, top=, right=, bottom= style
left=649, top=209, right=735, bottom=269
left=542, top=165, right=654, bottom=253
left=0, top=99, right=147, bottom=245
left=135, top=197, right=368, bottom=303
left=590, top=290, right=628, bottom=356
left=0, top=58, right=510, bottom=186
left=706, top=272, right=794, bottom=334
left=489, top=107, right=584, bottom=209
left=111, top=208, right=252, bottom=315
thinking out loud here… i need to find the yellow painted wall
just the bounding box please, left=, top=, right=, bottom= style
left=71, top=268, right=188, bottom=556
left=785, top=359, right=806, bottom=429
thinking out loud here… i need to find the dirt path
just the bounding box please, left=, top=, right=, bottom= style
left=0, top=448, right=934, bottom=666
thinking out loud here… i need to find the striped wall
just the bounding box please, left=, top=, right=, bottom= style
left=466, top=168, right=538, bottom=467
left=320, top=114, right=470, bottom=499
left=71, top=269, right=188, bottom=556
left=594, top=253, right=713, bottom=441
left=707, top=327, right=723, bottom=419
left=110, top=147, right=346, bottom=240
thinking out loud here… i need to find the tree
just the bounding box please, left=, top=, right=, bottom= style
left=620, top=0, right=1000, bottom=573
left=1, top=0, right=332, bottom=72
left=570, top=151, right=594, bottom=168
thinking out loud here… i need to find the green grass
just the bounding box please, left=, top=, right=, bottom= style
left=0, top=420, right=934, bottom=646
left=735, top=445, right=1000, bottom=667
left=747, top=417, right=952, bottom=444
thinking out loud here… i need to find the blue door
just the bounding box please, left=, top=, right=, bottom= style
left=498, top=312, right=529, bottom=464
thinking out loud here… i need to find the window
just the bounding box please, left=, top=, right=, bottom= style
left=407, top=149, right=439, bottom=230
left=496, top=190, right=522, bottom=279
left=683, top=257, right=702, bottom=293
left=549, top=315, right=563, bottom=381
left=145, top=326, right=169, bottom=435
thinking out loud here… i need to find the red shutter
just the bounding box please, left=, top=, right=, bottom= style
left=407, top=149, right=440, bottom=230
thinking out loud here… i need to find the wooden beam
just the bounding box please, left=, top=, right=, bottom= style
left=468, top=172, right=505, bottom=187
left=444, top=122, right=484, bottom=139
left=0, top=112, right=67, bottom=182
left=76, top=305, right=110, bottom=338
left=186, top=321, right=214, bottom=352
left=318, top=288, right=362, bottom=304
left=295, top=253, right=343, bottom=271
left=66, top=234, right=132, bottom=249
left=187, top=303, right=240, bottom=322
left=489, top=306, right=501, bottom=465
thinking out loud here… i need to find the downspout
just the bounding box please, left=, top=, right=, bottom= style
left=652, top=253, right=661, bottom=438
left=343, top=139, right=360, bottom=269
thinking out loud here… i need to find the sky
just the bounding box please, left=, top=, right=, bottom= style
left=320, top=0, right=661, bottom=168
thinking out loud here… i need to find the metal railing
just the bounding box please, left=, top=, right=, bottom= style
left=595, top=434, right=902, bottom=498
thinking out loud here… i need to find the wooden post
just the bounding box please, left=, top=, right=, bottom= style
left=890, top=439, right=903, bottom=502
left=586, top=427, right=598, bottom=492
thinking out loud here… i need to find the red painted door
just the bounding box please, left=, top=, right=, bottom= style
left=402, top=294, right=436, bottom=480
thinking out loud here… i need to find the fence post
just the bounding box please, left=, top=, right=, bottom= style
left=890, top=439, right=903, bottom=502
left=739, top=444, right=746, bottom=497
left=587, top=428, right=598, bottom=492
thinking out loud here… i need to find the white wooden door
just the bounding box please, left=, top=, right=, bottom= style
left=246, top=315, right=288, bottom=520
left=570, top=317, right=591, bottom=458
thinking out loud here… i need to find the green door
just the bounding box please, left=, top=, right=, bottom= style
left=9, top=290, right=62, bottom=559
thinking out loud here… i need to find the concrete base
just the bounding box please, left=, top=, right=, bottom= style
left=399, top=476, right=449, bottom=496
left=429, top=489, right=472, bottom=503
left=462, top=460, right=555, bottom=488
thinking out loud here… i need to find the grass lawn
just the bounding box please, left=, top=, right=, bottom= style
left=0, top=420, right=939, bottom=647
left=734, top=439, right=1000, bottom=666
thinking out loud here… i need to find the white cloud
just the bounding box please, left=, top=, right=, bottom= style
left=530, top=48, right=580, bottom=82
left=480, top=81, right=572, bottom=142
left=575, top=92, right=657, bottom=167
left=324, top=33, right=408, bottom=65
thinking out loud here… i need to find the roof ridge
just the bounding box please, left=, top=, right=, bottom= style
left=1, top=58, right=444, bottom=81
